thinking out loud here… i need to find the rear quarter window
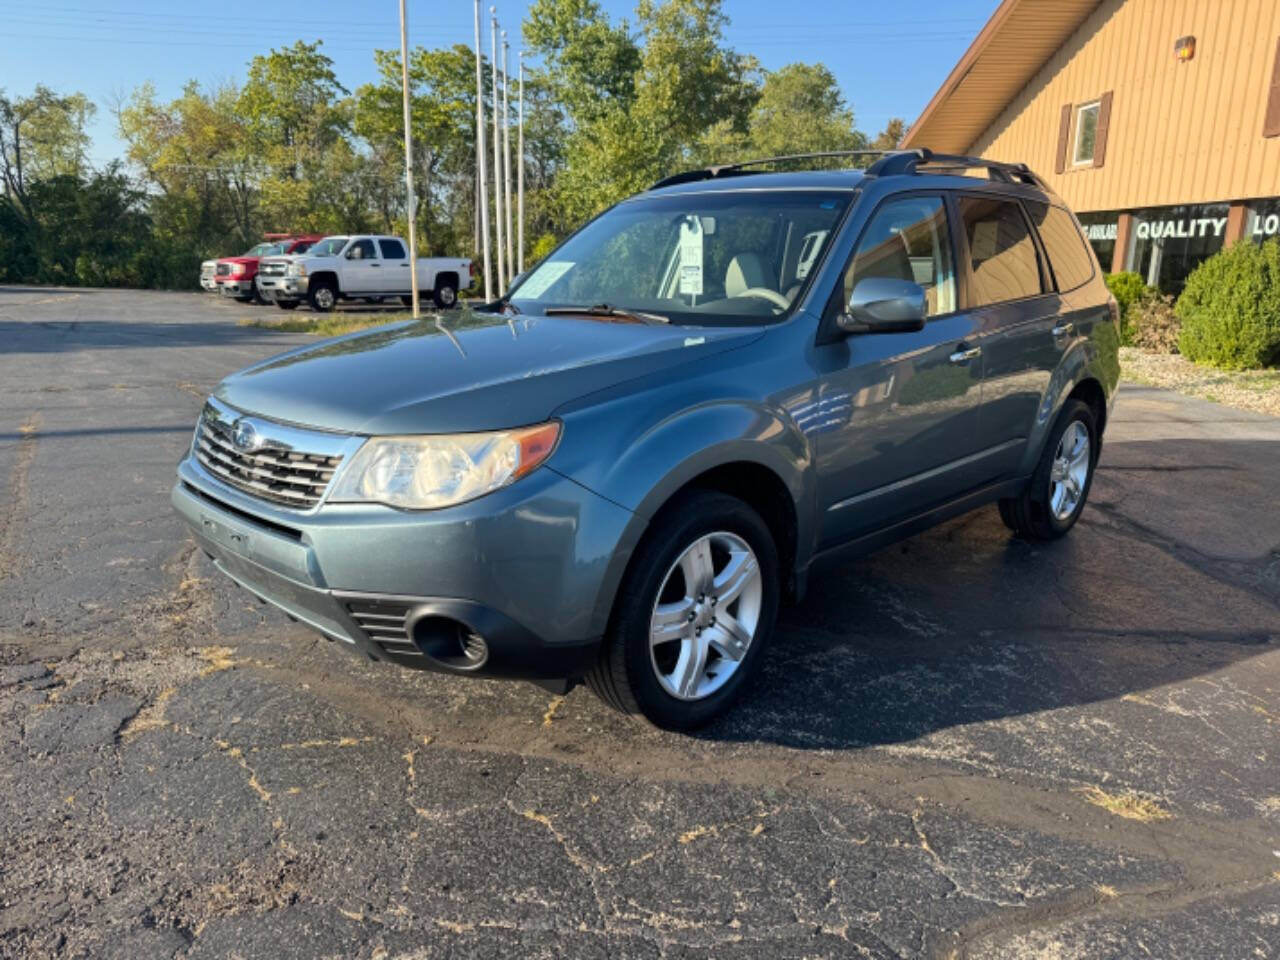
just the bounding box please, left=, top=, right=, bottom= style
left=1025, top=201, right=1097, bottom=292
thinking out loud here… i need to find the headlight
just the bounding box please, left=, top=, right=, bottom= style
left=287, top=263, right=306, bottom=277
left=330, top=422, right=561, bottom=510
left=231, top=263, right=245, bottom=276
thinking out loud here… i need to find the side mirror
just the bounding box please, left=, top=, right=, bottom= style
left=837, top=277, right=927, bottom=334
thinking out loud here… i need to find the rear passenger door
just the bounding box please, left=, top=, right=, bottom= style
left=378, top=238, right=411, bottom=293
left=954, top=194, right=1063, bottom=479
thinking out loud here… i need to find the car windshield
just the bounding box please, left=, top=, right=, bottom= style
left=308, top=237, right=349, bottom=257
left=507, top=189, right=852, bottom=325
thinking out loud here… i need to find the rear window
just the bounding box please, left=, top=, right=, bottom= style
left=1025, top=201, right=1097, bottom=291
left=379, top=238, right=407, bottom=260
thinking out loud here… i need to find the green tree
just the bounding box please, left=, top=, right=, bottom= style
left=0, top=85, right=95, bottom=225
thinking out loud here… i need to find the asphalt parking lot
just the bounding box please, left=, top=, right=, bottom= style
left=1, top=285, right=1278, bottom=960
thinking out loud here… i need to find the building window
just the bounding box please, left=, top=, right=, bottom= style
left=1245, top=198, right=1280, bottom=242
left=1073, top=101, right=1100, bottom=166
left=1075, top=212, right=1120, bottom=270
left=1129, top=204, right=1230, bottom=294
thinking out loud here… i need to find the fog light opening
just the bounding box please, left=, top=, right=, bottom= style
left=410, top=615, right=489, bottom=671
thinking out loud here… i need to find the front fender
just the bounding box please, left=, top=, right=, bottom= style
left=550, top=396, right=815, bottom=639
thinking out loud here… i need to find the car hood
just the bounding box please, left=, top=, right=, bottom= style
left=219, top=256, right=260, bottom=266
left=216, top=309, right=762, bottom=435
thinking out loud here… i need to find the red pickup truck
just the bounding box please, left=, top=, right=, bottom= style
left=215, top=234, right=325, bottom=303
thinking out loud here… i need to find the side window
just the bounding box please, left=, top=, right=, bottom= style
left=347, top=239, right=377, bottom=260
left=1024, top=201, right=1097, bottom=291
left=379, top=238, right=406, bottom=260
left=844, top=195, right=956, bottom=317
left=957, top=196, right=1044, bottom=306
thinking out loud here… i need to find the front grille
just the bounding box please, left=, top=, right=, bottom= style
left=215, top=262, right=231, bottom=276
left=195, top=419, right=342, bottom=509
left=201, top=263, right=216, bottom=278
left=260, top=260, right=286, bottom=277
left=344, top=599, right=421, bottom=658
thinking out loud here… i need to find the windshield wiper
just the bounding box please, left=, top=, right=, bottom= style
left=543, top=303, right=669, bottom=324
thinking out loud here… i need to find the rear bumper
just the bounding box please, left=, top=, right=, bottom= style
left=171, top=456, right=635, bottom=681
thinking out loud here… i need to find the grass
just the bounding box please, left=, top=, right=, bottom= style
left=1076, top=785, right=1173, bottom=822
left=238, top=311, right=417, bottom=337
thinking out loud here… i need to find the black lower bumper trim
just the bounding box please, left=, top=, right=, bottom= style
left=334, top=591, right=600, bottom=681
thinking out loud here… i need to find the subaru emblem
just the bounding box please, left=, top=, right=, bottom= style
left=232, top=420, right=260, bottom=451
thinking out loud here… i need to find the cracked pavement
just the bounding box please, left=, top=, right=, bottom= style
left=1, top=286, right=1278, bottom=959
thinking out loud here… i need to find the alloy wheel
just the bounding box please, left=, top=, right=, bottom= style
left=649, top=531, right=763, bottom=701
left=1048, top=420, right=1090, bottom=521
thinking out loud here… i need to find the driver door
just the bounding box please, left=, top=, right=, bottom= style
left=814, top=193, right=993, bottom=548
left=343, top=238, right=381, bottom=293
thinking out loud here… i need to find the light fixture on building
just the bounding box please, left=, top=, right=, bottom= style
left=1175, top=35, right=1196, bottom=62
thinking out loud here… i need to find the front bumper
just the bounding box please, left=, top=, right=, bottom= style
left=256, top=276, right=308, bottom=300
left=218, top=280, right=254, bottom=297
left=172, top=455, right=637, bottom=681
left=200, top=277, right=218, bottom=292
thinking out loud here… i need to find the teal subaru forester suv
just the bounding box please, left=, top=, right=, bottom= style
left=174, top=149, right=1120, bottom=730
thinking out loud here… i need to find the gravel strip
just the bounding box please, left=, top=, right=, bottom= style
left=1120, top=347, right=1280, bottom=417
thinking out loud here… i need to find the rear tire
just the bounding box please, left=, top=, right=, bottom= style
left=998, top=399, right=1098, bottom=541
left=432, top=281, right=458, bottom=309
left=308, top=279, right=337, bottom=313
left=585, top=490, right=780, bottom=730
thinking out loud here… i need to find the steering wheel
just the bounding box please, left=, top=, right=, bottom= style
left=737, top=287, right=791, bottom=311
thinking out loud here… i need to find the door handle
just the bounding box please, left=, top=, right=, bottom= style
left=949, top=345, right=982, bottom=364
left=369, top=263, right=381, bottom=268
left=1051, top=321, right=1074, bottom=337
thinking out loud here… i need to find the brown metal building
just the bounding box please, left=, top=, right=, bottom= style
left=903, top=0, right=1280, bottom=291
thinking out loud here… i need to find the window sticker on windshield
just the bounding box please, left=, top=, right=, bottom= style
left=678, top=218, right=704, bottom=296
left=518, top=261, right=574, bottom=299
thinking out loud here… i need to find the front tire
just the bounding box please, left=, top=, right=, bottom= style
left=585, top=490, right=780, bottom=730
left=308, top=280, right=337, bottom=313
left=999, top=399, right=1098, bottom=541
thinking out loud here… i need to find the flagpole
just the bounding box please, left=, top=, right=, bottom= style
left=489, top=8, right=506, bottom=290
left=502, top=33, right=514, bottom=285
left=517, top=50, right=525, bottom=276
left=473, top=0, right=492, bottom=300
left=398, top=0, right=420, bottom=318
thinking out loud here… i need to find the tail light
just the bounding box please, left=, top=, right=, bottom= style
left=1107, top=295, right=1120, bottom=331
left=469, top=261, right=477, bottom=278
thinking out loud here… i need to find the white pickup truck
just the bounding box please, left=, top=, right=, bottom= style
left=256, top=235, right=472, bottom=311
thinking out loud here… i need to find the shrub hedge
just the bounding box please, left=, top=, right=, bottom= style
left=1176, top=239, right=1280, bottom=370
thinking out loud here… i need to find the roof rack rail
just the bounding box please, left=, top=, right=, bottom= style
left=649, top=150, right=892, bottom=190
left=649, top=148, right=1048, bottom=191
left=865, top=148, right=1047, bottom=188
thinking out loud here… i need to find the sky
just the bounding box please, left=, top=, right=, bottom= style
left=1, top=0, right=1000, bottom=167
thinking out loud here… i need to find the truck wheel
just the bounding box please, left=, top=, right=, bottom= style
left=998, top=399, right=1098, bottom=541
left=585, top=490, right=779, bottom=731
left=308, top=280, right=337, bottom=313
left=275, top=300, right=300, bottom=310
left=432, top=281, right=458, bottom=309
